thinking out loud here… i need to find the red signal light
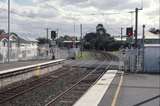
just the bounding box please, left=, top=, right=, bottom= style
left=126, top=27, right=133, bottom=37
left=128, top=32, right=132, bottom=36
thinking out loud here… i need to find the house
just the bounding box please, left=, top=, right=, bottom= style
left=0, top=31, right=38, bottom=62
left=0, top=34, right=8, bottom=48
left=12, top=33, right=38, bottom=59
left=0, top=33, right=18, bottom=62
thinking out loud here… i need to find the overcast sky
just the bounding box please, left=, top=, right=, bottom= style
left=0, top=0, right=159, bottom=38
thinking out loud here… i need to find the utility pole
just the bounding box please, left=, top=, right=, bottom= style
left=142, top=25, right=145, bottom=72
left=135, top=8, right=143, bottom=47
left=134, top=8, right=143, bottom=72
left=80, top=24, right=83, bottom=57
left=135, top=8, right=138, bottom=47
left=134, top=8, right=138, bottom=72
left=74, top=22, right=76, bottom=36
left=45, top=28, right=50, bottom=56
left=56, top=28, right=59, bottom=59
left=121, top=27, right=123, bottom=41
left=46, top=28, right=49, bottom=43
left=7, top=0, right=10, bottom=63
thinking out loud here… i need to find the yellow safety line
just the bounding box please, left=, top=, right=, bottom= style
left=111, top=71, right=124, bottom=106
left=35, top=66, right=41, bottom=77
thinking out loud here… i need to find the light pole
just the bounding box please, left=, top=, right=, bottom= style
left=80, top=24, right=83, bottom=57
left=121, top=27, right=123, bottom=41
left=7, top=0, right=10, bottom=63
left=142, top=25, right=145, bottom=72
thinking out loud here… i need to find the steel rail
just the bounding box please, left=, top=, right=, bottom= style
left=0, top=66, right=74, bottom=104
left=45, top=52, right=113, bottom=106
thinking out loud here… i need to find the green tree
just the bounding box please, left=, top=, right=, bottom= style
left=83, top=24, right=126, bottom=51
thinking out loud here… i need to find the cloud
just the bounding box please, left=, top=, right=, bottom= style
left=0, top=0, right=159, bottom=38
left=60, top=0, right=144, bottom=11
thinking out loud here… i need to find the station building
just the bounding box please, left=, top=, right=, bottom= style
left=143, top=32, right=160, bottom=73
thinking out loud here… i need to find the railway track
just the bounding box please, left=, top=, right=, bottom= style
left=0, top=52, right=117, bottom=105
left=0, top=64, right=93, bottom=105
left=0, top=66, right=70, bottom=104
left=45, top=53, right=114, bottom=106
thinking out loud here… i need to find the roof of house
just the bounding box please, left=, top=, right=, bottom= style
left=0, top=32, right=38, bottom=44
left=10, top=33, right=38, bottom=43
left=16, top=33, right=38, bottom=42
left=0, top=34, right=9, bottom=41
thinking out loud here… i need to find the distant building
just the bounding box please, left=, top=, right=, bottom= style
left=0, top=32, right=38, bottom=62
left=142, top=32, right=159, bottom=73
left=0, top=33, right=18, bottom=62
left=144, top=32, right=159, bottom=44
left=14, top=33, right=38, bottom=60
left=144, top=44, right=160, bottom=73
left=0, top=33, right=8, bottom=48
left=63, top=40, right=80, bottom=48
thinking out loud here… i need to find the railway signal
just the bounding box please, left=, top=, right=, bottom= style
left=51, top=31, right=57, bottom=40
left=126, top=27, right=133, bottom=37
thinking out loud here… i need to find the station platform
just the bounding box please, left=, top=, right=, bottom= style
left=0, top=60, right=51, bottom=71
left=74, top=70, right=121, bottom=106
left=115, top=73, right=160, bottom=106
left=74, top=71, right=160, bottom=106
left=0, top=59, right=65, bottom=88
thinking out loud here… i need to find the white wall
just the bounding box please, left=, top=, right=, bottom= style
left=0, top=41, right=38, bottom=63
left=144, top=45, right=160, bottom=73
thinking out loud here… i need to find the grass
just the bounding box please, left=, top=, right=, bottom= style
left=76, top=51, right=93, bottom=60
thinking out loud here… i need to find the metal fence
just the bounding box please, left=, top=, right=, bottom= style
left=119, top=48, right=143, bottom=72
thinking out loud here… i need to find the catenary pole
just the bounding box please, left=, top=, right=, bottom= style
left=7, top=0, right=10, bottom=63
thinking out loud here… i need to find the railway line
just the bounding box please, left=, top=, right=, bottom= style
left=45, top=62, right=112, bottom=106
left=0, top=66, right=73, bottom=103
left=0, top=52, right=119, bottom=106
left=45, top=52, right=114, bottom=106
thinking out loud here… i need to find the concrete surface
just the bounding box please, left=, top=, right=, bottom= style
left=0, top=60, right=50, bottom=71
left=75, top=72, right=160, bottom=106
left=0, top=59, right=64, bottom=88
left=116, top=73, right=160, bottom=106
left=74, top=70, right=118, bottom=106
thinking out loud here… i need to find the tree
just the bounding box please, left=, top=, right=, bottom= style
left=83, top=32, right=97, bottom=49
left=83, top=24, right=114, bottom=50
left=96, top=24, right=106, bottom=35
left=83, top=24, right=126, bottom=51
left=149, top=28, right=160, bottom=34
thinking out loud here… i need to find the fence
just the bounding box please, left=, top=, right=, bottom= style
left=119, top=48, right=143, bottom=72
left=0, top=47, right=38, bottom=63
left=0, top=47, right=79, bottom=63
